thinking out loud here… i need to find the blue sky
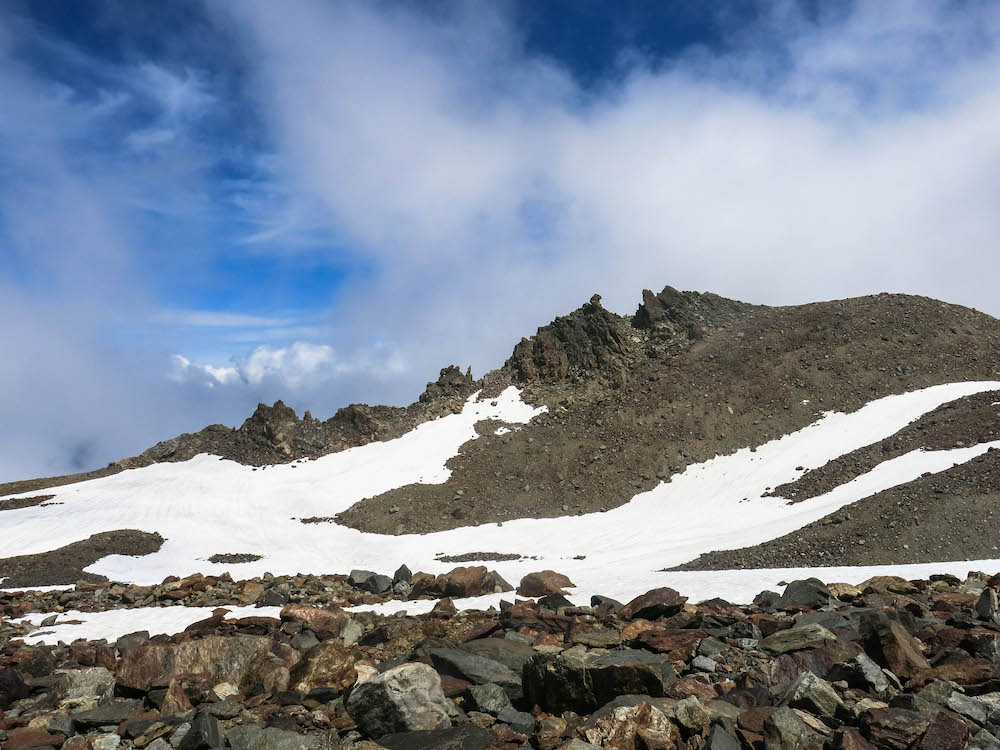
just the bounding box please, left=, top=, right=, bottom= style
left=1, top=1, right=999, bottom=481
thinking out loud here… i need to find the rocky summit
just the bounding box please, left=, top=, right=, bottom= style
left=5, top=285, right=1000, bottom=750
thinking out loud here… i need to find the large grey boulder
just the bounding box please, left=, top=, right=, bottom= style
left=460, top=638, right=536, bottom=674
left=779, top=672, right=844, bottom=719
left=346, top=662, right=451, bottom=738
left=58, top=667, right=116, bottom=704
left=430, top=647, right=522, bottom=700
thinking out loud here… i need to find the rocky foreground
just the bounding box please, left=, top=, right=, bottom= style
left=7, top=570, right=1000, bottom=749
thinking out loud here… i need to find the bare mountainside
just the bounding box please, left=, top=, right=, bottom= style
left=4, top=286, right=1000, bottom=570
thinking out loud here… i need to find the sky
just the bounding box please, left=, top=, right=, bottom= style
left=1, top=0, right=999, bottom=482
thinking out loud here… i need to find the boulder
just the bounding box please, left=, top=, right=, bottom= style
left=977, top=588, right=1000, bottom=624
left=860, top=708, right=932, bottom=750
left=410, top=567, right=513, bottom=599
left=460, top=638, right=536, bottom=674
left=278, top=604, right=351, bottom=637
left=709, top=722, right=744, bottom=750
left=763, top=706, right=824, bottom=750
left=832, top=728, right=878, bottom=750
left=117, top=636, right=277, bottom=693
left=497, top=706, right=535, bottom=734
left=57, top=667, right=115, bottom=704
left=71, top=698, right=145, bottom=731
left=430, top=647, right=522, bottom=700
left=288, top=640, right=357, bottom=694
left=860, top=615, right=930, bottom=680
left=779, top=672, right=844, bottom=719
left=583, top=702, right=674, bottom=750
left=517, top=571, right=575, bottom=597
left=775, top=579, right=833, bottom=610
left=828, top=653, right=891, bottom=696
left=463, top=683, right=512, bottom=716
left=349, top=570, right=393, bottom=594
left=523, top=650, right=676, bottom=715
left=225, top=726, right=321, bottom=750
left=2, top=728, right=65, bottom=750
left=860, top=577, right=919, bottom=595
left=177, top=711, right=222, bottom=750
left=620, top=588, right=689, bottom=620
left=346, top=662, right=451, bottom=738
left=0, top=667, right=30, bottom=709
left=761, top=624, right=837, bottom=654
left=919, top=712, right=970, bottom=750
left=374, top=725, right=492, bottom=750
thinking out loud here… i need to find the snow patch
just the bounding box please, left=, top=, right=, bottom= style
left=17, top=605, right=283, bottom=646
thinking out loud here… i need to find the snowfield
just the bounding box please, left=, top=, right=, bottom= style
left=4, top=381, right=1000, bottom=645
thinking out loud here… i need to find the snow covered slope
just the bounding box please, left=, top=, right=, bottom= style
left=3, top=381, right=1000, bottom=618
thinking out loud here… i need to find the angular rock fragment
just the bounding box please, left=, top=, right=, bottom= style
left=346, top=663, right=452, bottom=738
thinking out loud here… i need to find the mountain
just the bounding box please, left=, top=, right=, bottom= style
left=3, top=285, right=1000, bottom=597
left=6, top=286, right=1000, bottom=750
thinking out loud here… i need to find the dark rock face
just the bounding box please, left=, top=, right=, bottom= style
left=506, top=295, right=629, bottom=385
left=0, top=666, right=30, bottom=708
left=429, top=647, right=522, bottom=700
left=774, top=579, right=833, bottom=610
left=240, top=400, right=300, bottom=457
left=419, top=365, right=475, bottom=404
left=620, top=587, right=689, bottom=620
left=632, top=285, right=756, bottom=337
left=522, top=650, right=675, bottom=715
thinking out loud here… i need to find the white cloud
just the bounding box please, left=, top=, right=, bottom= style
left=169, top=354, right=240, bottom=388
left=216, top=0, right=1000, bottom=386
left=170, top=341, right=405, bottom=391
left=237, top=342, right=335, bottom=388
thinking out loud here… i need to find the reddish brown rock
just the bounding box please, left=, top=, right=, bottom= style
left=833, top=727, right=878, bottom=750
left=919, top=711, right=970, bottom=750
left=432, top=597, right=458, bottom=616
left=861, top=708, right=932, bottom=750
left=620, top=588, right=689, bottom=621
left=279, top=604, right=351, bottom=636
left=117, top=635, right=276, bottom=692
left=667, top=674, right=717, bottom=701
left=738, top=707, right=777, bottom=736
left=517, top=571, right=575, bottom=597
left=289, top=640, right=356, bottom=694
left=909, top=660, right=1000, bottom=688
left=439, top=674, right=471, bottom=697
left=2, top=728, right=64, bottom=750
left=161, top=678, right=193, bottom=714
left=631, top=629, right=702, bottom=661
left=865, top=618, right=931, bottom=680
